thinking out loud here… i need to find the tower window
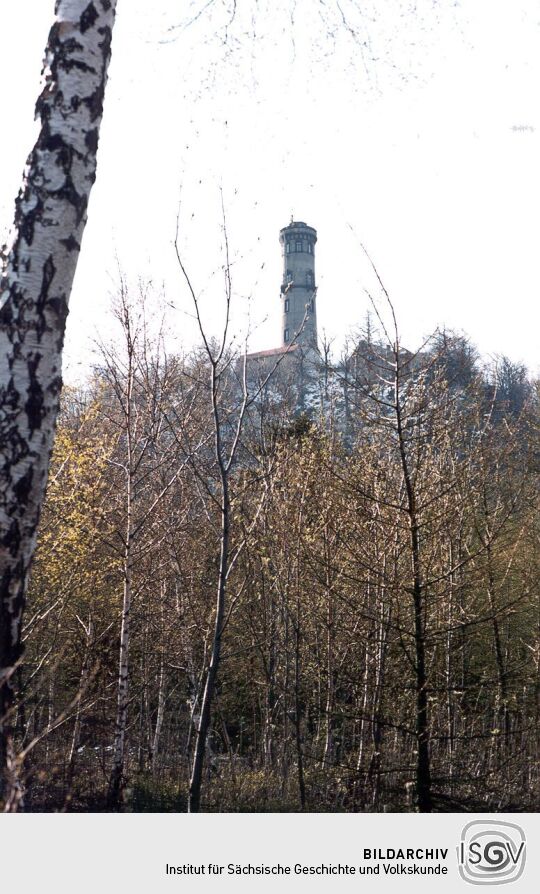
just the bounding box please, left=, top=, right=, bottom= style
left=307, top=242, right=313, bottom=254
left=286, top=270, right=293, bottom=283
left=286, top=242, right=291, bottom=253
left=284, top=328, right=290, bottom=343
left=284, top=298, right=290, bottom=312
left=295, top=241, right=302, bottom=252
left=306, top=271, right=313, bottom=287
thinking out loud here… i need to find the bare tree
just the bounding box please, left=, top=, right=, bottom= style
left=97, top=284, right=192, bottom=809
left=174, top=205, right=298, bottom=812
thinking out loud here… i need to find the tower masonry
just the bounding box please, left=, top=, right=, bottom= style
left=279, top=220, right=317, bottom=348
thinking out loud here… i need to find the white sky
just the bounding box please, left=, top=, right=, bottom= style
left=1, top=0, right=539, bottom=380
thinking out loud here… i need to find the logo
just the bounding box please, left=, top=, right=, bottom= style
left=458, top=821, right=526, bottom=885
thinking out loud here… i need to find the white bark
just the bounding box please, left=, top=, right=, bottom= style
left=67, top=618, right=94, bottom=780
left=108, top=343, right=134, bottom=809
left=0, top=0, right=116, bottom=810
left=151, top=658, right=166, bottom=773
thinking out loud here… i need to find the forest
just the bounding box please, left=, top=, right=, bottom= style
left=1, top=2, right=538, bottom=819
left=10, top=283, right=539, bottom=814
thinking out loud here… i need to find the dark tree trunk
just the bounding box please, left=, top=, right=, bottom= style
left=188, top=481, right=229, bottom=813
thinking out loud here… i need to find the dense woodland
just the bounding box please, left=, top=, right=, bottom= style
left=10, top=286, right=539, bottom=813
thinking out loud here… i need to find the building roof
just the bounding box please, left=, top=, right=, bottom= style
left=246, top=344, right=299, bottom=361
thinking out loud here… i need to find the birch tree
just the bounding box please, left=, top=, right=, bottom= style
left=97, top=285, right=190, bottom=810
left=0, top=0, right=116, bottom=810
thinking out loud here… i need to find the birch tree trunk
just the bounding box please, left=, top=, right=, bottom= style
left=151, top=657, right=166, bottom=774
left=66, top=617, right=94, bottom=796
left=107, top=500, right=133, bottom=809
left=0, top=0, right=116, bottom=811
left=107, top=304, right=135, bottom=810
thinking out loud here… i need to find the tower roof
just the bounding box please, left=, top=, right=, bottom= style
left=279, top=220, right=317, bottom=242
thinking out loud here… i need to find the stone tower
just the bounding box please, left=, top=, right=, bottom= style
left=279, top=220, right=318, bottom=348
